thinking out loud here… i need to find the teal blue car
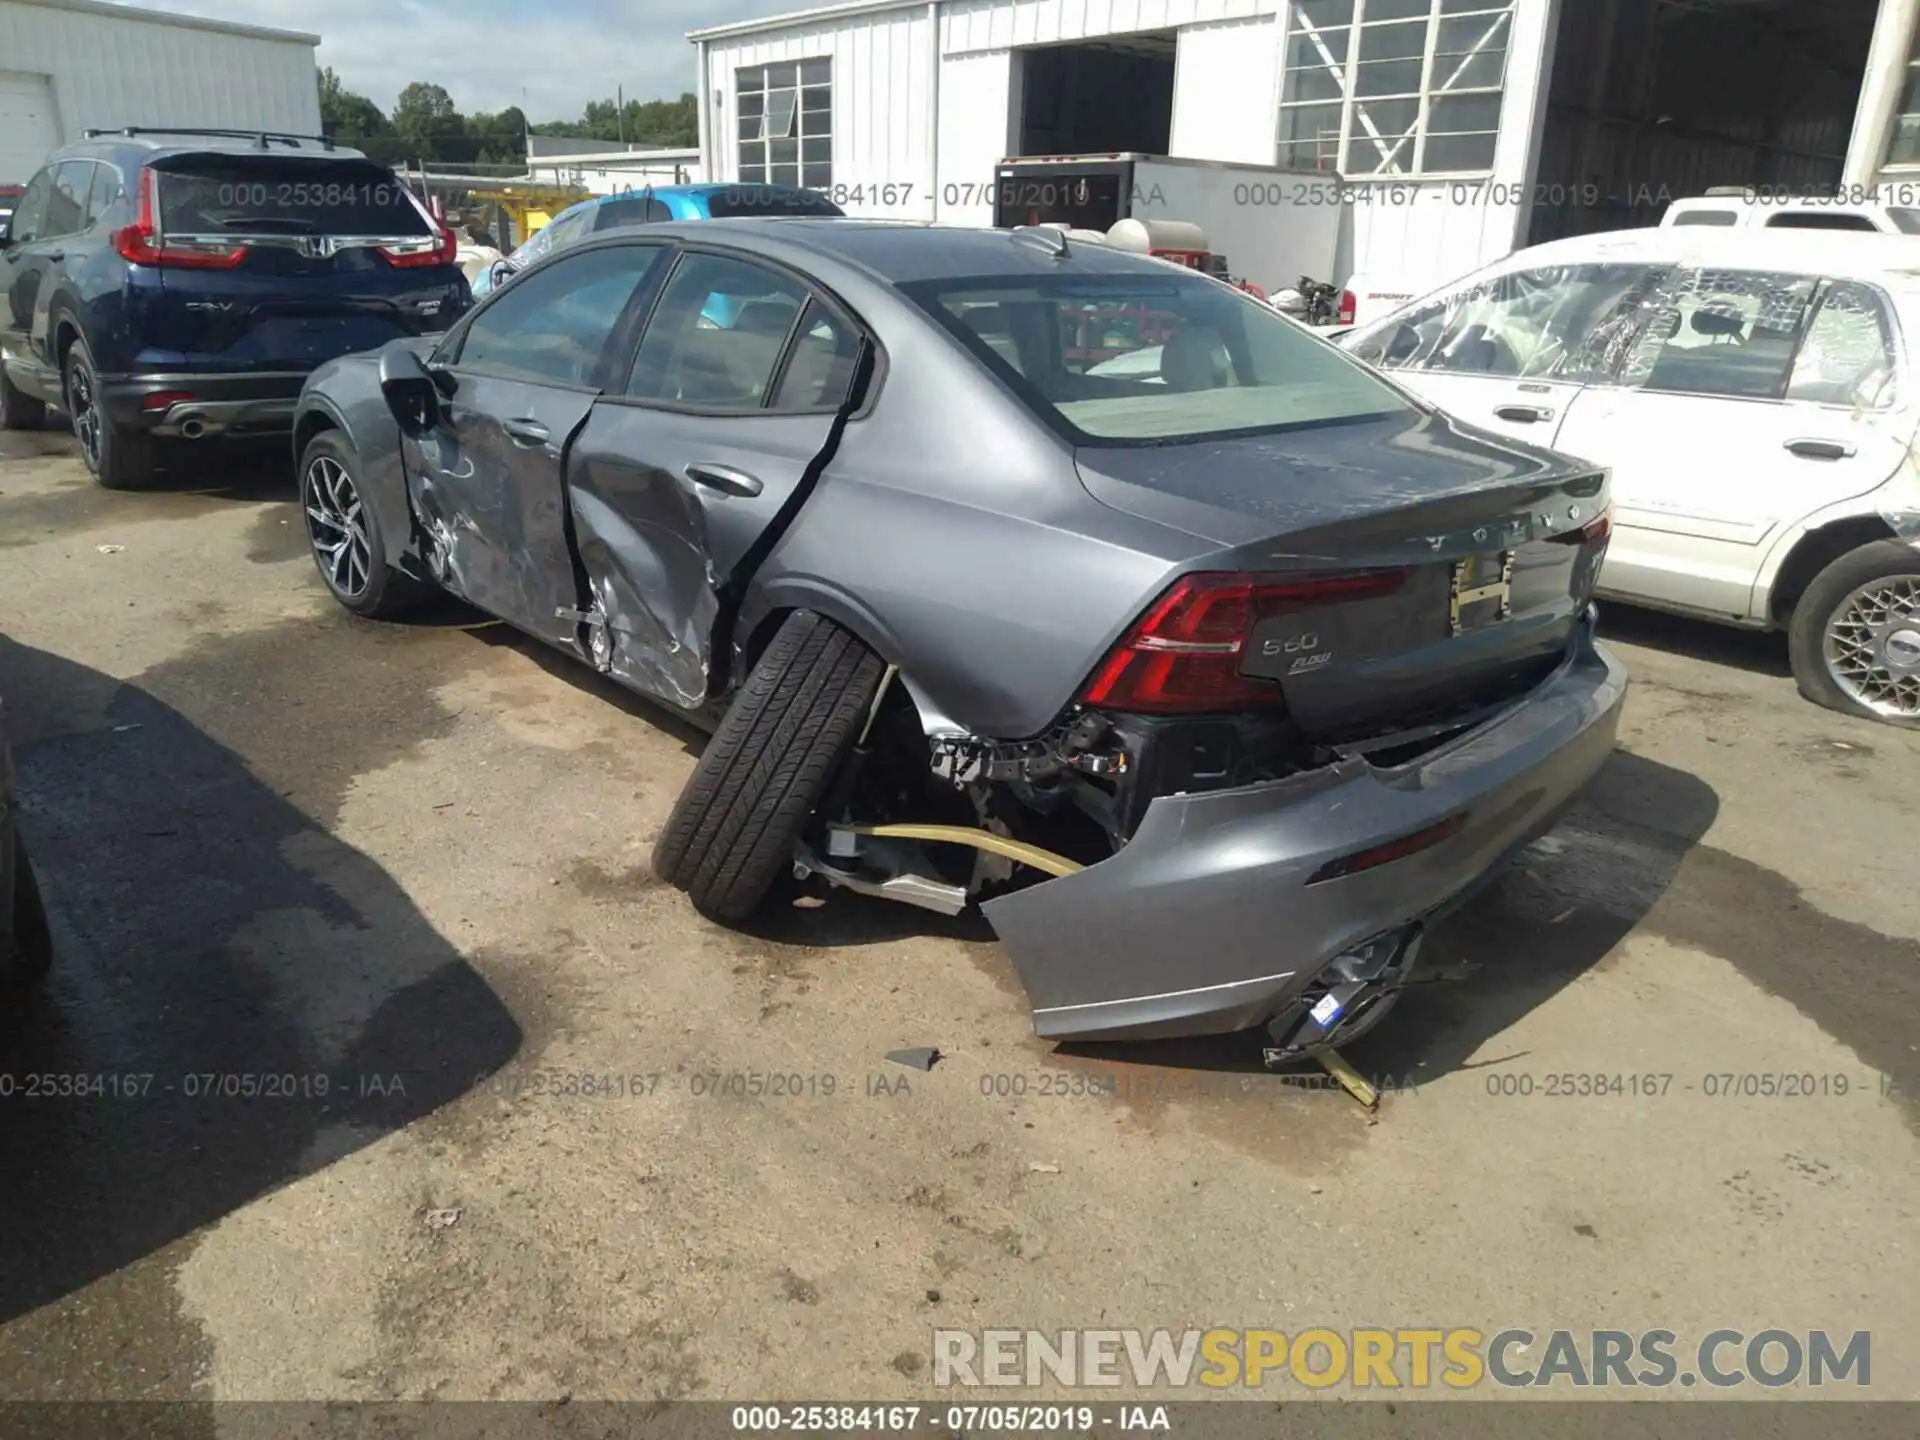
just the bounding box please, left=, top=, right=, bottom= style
left=472, top=183, right=844, bottom=298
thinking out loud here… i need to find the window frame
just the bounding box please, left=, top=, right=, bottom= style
left=607, top=243, right=875, bottom=419
left=737, top=58, right=833, bottom=191
left=1278, top=0, right=1516, bottom=179
left=1782, top=278, right=1906, bottom=413
left=439, top=239, right=672, bottom=391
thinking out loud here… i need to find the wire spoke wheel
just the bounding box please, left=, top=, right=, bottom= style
left=1823, top=574, right=1920, bottom=719
left=303, top=454, right=373, bottom=599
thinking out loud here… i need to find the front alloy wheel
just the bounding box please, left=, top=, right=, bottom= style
left=303, top=451, right=373, bottom=601
left=1822, top=575, right=1920, bottom=720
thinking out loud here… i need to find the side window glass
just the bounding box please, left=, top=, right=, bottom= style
left=1618, top=268, right=1818, bottom=400
left=1351, top=264, right=1660, bottom=381
left=591, top=196, right=673, bottom=230
left=456, top=244, right=664, bottom=386
left=84, top=164, right=124, bottom=229
left=8, top=168, right=54, bottom=243
left=626, top=253, right=807, bottom=407
left=772, top=299, right=862, bottom=410
left=45, top=163, right=88, bottom=238
left=1766, top=213, right=1879, bottom=232
left=1787, top=282, right=1899, bottom=409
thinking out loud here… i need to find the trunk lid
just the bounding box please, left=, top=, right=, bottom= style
left=141, top=154, right=465, bottom=370
left=1074, top=410, right=1610, bottom=735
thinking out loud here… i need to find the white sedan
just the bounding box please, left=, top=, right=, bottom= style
left=1338, top=226, right=1920, bottom=726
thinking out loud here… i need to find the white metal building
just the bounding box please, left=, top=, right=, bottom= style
left=0, top=0, right=321, bottom=185
left=526, top=147, right=706, bottom=194
left=690, top=0, right=1920, bottom=291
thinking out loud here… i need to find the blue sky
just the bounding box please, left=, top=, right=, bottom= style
left=148, top=0, right=809, bottom=120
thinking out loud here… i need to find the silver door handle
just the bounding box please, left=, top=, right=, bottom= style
left=502, top=417, right=549, bottom=447
left=1494, top=404, right=1555, bottom=423
left=684, top=462, right=764, bottom=498
left=1785, top=438, right=1855, bottom=461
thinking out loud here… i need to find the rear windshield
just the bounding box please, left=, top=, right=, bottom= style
left=1889, top=208, right=1920, bottom=235
left=704, top=187, right=845, bottom=219
left=901, top=271, right=1413, bottom=444
left=1670, top=210, right=1738, bottom=227
left=154, top=156, right=430, bottom=237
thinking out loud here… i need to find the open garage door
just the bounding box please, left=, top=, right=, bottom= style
left=0, top=72, right=60, bottom=187
left=1014, top=35, right=1176, bottom=159
left=1528, top=0, right=1881, bottom=244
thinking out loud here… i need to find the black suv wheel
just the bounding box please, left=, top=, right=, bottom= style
left=66, top=340, right=157, bottom=489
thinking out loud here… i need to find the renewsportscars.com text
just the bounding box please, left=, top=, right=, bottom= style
left=932, top=1328, right=1870, bottom=1391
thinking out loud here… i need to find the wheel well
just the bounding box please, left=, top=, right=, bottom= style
left=53, top=319, right=80, bottom=375
left=1767, top=517, right=1898, bottom=628
left=293, top=411, right=337, bottom=463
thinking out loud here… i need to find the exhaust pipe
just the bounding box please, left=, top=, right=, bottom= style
left=178, top=415, right=208, bottom=440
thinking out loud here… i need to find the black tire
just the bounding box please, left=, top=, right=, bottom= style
left=1788, top=539, right=1920, bottom=727
left=299, top=430, right=428, bottom=620
left=3, top=829, right=53, bottom=987
left=0, top=362, right=46, bottom=431
left=654, top=611, right=886, bottom=923
left=65, top=340, right=157, bottom=489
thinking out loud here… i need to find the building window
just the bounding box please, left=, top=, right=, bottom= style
left=1889, top=20, right=1920, bottom=166
left=738, top=59, right=832, bottom=189
left=1278, top=0, right=1514, bottom=177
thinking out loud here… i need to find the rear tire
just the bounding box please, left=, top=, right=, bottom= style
left=654, top=612, right=886, bottom=923
left=1788, top=540, right=1920, bottom=727
left=299, top=430, right=429, bottom=620
left=0, top=364, right=46, bottom=431
left=3, top=829, right=53, bottom=988
left=66, top=340, right=157, bottom=489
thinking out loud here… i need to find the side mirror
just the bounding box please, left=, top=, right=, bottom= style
left=379, top=345, right=446, bottom=436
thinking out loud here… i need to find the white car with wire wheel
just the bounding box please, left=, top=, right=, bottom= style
left=1339, top=226, right=1920, bottom=727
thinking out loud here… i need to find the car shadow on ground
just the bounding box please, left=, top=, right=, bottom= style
left=1597, top=601, right=1791, bottom=680
left=0, top=637, right=521, bottom=1332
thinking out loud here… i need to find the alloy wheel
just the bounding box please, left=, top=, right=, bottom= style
left=68, top=363, right=100, bottom=470
left=303, top=454, right=373, bottom=599
left=1823, top=574, right=1920, bottom=719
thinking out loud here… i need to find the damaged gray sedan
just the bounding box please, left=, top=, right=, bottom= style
left=292, top=219, right=1627, bottom=1052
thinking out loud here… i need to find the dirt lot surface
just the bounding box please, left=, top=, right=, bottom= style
left=1, top=429, right=1916, bottom=1405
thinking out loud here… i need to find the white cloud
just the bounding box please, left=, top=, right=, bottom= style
left=140, top=0, right=803, bottom=118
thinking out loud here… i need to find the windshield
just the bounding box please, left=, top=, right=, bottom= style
left=154, top=156, right=430, bottom=237
left=902, top=271, right=1412, bottom=444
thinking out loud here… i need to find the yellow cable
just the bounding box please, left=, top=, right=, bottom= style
left=845, top=824, right=1085, bottom=878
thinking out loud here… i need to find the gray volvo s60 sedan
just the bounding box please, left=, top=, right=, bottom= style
left=291, top=218, right=1627, bottom=1053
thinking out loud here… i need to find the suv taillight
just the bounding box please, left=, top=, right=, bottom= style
left=1338, top=289, right=1358, bottom=326
left=377, top=226, right=457, bottom=268
left=112, top=167, right=249, bottom=270
left=1080, top=570, right=1411, bottom=714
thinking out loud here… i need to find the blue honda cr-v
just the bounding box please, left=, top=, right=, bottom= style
left=0, top=128, right=468, bottom=488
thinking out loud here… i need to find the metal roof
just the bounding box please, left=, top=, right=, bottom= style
left=5, top=0, right=320, bottom=46
left=687, top=0, right=926, bottom=43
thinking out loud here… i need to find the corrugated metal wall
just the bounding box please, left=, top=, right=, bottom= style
left=0, top=0, right=319, bottom=153
left=706, top=6, right=935, bottom=219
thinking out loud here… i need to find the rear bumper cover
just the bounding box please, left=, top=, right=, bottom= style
left=982, top=614, right=1629, bottom=1042
left=100, top=372, right=307, bottom=437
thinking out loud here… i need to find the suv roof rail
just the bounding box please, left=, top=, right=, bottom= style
left=81, top=126, right=338, bottom=151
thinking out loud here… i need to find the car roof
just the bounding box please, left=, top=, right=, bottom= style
left=1504, top=225, right=1920, bottom=288
left=53, top=135, right=369, bottom=166
left=617, top=217, right=1194, bottom=284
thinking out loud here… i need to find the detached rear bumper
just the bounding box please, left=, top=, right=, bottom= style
left=982, top=615, right=1629, bottom=1042
left=100, top=372, right=308, bottom=438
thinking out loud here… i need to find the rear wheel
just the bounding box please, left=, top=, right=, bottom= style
left=1789, top=540, right=1920, bottom=726
left=300, top=431, right=428, bottom=619
left=653, top=612, right=886, bottom=922
left=66, top=340, right=157, bottom=489
left=0, top=363, right=46, bottom=431
left=3, top=830, right=53, bottom=987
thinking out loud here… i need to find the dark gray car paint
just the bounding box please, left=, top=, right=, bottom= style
left=294, top=219, right=1628, bottom=1041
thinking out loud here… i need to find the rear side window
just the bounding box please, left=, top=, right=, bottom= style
left=1766, top=212, right=1880, bottom=232
left=153, top=156, right=430, bottom=237
left=771, top=300, right=862, bottom=410
left=1787, top=281, right=1899, bottom=409
left=703, top=187, right=844, bottom=219
left=84, top=163, right=125, bottom=228
left=626, top=253, right=809, bottom=407
left=46, top=163, right=88, bottom=237
left=1617, top=268, right=1818, bottom=400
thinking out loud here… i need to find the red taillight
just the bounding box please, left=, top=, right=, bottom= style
left=1306, top=813, right=1469, bottom=885
left=1081, top=569, right=1411, bottom=715
left=139, top=390, right=198, bottom=412
left=1550, top=510, right=1612, bottom=545
left=112, top=167, right=249, bottom=270
left=1338, top=289, right=1357, bottom=325
left=377, top=226, right=457, bottom=268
